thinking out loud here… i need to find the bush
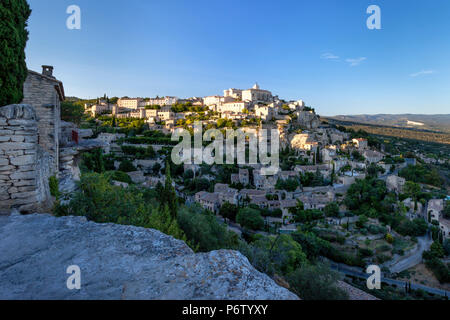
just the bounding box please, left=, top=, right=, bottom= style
left=106, top=170, right=132, bottom=184
left=0, top=0, right=31, bottom=105
left=288, top=263, right=349, bottom=300
left=444, top=239, right=450, bottom=256
left=53, top=172, right=187, bottom=242
left=396, top=219, right=428, bottom=237
left=236, top=207, right=264, bottom=231
left=359, top=248, right=374, bottom=258
left=48, top=176, right=60, bottom=198
left=385, top=233, right=394, bottom=244
left=61, top=101, right=84, bottom=125
left=177, top=205, right=238, bottom=252
left=424, top=257, right=450, bottom=283
left=118, top=159, right=137, bottom=172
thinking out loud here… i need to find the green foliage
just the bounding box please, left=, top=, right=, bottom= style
left=399, top=164, right=443, bottom=187
left=430, top=242, right=446, bottom=259
left=324, top=202, right=339, bottom=217
left=118, top=159, right=136, bottom=172
left=159, top=162, right=177, bottom=219
left=121, top=145, right=156, bottom=159
left=219, top=202, right=238, bottom=222
left=61, top=101, right=85, bottom=125
left=385, top=233, right=394, bottom=244
left=356, top=215, right=369, bottom=229
left=422, top=251, right=450, bottom=284
left=48, top=176, right=60, bottom=198
left=54, top=172, right=187, bottom=242
left=300, top=170, right=327, bottom=187
left=396, top=218, right=428, bottom=237
left=0, top=0, right=31, bottom=105
left=367, top=163, right=385, bottom=178
left=81, top=148, right=106, bottom=173
left=183, top=177, right=211, bottom=193
left=443, top=239, right=450, bottom=256
left=177, top=205, right=238, bottom=252
left=443, top=201, right=450, bottom=219
left=288, top=263, right=349, bottom=300
left=291, top=231, right=364, bottom=267
left=275, top=177, right=300, bottom=191
left=236, top=207, right=264, bottom=231
left=121, top=135, right=178, bottom=146
left=344, top=178, right=388, bottom=215
left=351, top=150, right=365, bottom=161
left=105, top=170, right=132, bottom=184
left=251, top=235, right=307, bottom=275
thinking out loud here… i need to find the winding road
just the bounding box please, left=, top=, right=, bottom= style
left=384, top=234, right=433, bottom=273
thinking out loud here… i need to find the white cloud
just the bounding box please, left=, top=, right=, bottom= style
left=345, top=57, right=367, bottom=66
left=321, top=52, right=339, bottom=60
left=409, top=70, right=435, bottom=77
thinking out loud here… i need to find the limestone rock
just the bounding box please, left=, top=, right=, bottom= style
left=0, top=104, right=35, bottom=120
left=0, top=214, right=299, bottom=300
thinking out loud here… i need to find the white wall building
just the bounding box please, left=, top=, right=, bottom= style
left=118, top=98, right=142, bottom=109
left=242, top=83, right=273, bottom=103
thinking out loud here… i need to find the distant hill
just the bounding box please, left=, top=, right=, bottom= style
left=329, top=114, right=450, bottom=134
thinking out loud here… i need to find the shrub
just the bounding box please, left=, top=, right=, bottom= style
left=118, top=159, right=137, bottom=172
left=385, top=233, right=394, bottom=244
left=48, top=176, right=60, bottom=198
left=106, top=171, right=132, bottom=184
left=236, top=207, right=264, bottom=231
left=359, top=248, right=374, bottom=257
left=288, top=263, right=349, bottom=300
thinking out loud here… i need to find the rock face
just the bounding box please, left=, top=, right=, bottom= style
left=0, top=214, right=298, bottom=300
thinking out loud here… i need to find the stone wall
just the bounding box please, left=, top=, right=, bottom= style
left=0, top=104, right=51, bottom=215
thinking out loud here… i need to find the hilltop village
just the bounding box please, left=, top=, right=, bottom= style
left=2, top=67, right=449, bottom=299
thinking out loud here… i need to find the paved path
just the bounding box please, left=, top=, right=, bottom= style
left=384, top=234, right=433, bottom=273
left=330, top=262, right=449, bottom=298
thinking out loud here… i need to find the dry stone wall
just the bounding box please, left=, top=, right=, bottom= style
left=0, top=104, right=51, bottom=215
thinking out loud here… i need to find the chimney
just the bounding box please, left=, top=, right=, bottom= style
left=42, top=65, right=54, bottom=77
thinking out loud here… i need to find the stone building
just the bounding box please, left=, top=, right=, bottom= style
left=386, top=175, right=406, bottom=193
left=242, top=83, right=273, bottom=104
left=22, top=65, right=65, bottom=176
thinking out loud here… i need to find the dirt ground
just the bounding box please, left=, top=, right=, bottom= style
left=398, top=263, right=450, bottom=291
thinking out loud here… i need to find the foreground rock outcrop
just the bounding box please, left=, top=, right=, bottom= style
left=0, top=214, right=298, bottom=300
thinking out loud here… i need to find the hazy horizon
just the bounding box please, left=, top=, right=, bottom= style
left=26, top=0, right=450, bottom=115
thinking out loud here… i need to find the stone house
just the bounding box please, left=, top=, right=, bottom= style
left=386, top=175, right=406, bottom=194
left=363, top=150, right=384, bottom=164
left=352, top=138, right=368, bottom=150
left=231, top=168, right=249, bottom=186
left=21, top=66, right=65, bottom=176
left=428, top=199, right=444, bottom=222
left=280, top=199, right=298, bottom=222
left=195, top=191, right=220, bottom=213
left=439, top=218, right=450, bottom=239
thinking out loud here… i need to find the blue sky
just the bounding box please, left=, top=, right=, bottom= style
left=25, top=0, right=450, bottom=116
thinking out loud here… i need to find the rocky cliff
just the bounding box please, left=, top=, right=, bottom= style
left=0, top=214, right=298, bottom=300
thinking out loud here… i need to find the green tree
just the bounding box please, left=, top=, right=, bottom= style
left=0, top=0, right=31, bottom=106
left=324, top=202, right=339, bottom=217
left=219, top=202, right=238, bottom=222
left=177, top=204, right=238, bottom=252
left=161, top=161, right=177, bottom=219
left=61, top=101, right=84, bottom=125
left=236, top=207, right=264, bottom=230
left=118, top=159, right=136, bottom=172
left=288, top=263, right=349, bottom=300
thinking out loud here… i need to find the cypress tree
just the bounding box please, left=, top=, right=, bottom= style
left=162, top=162, right=177, bottom=219
left=0, top=0, right=31, bottom=106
